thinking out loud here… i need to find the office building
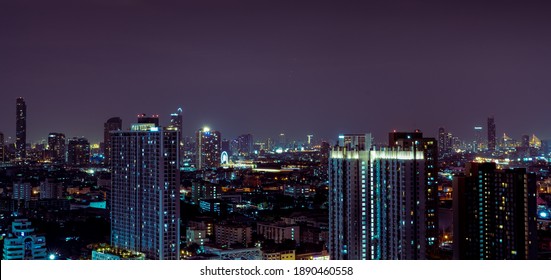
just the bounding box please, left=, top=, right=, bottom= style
left=196, top=127, right=221, bottom=170
left=103, top=117, right=122, bottom=166
left=3, top=219, right=47, bottom=260
left=453, top=162, right=537, bottom=259
left=16, top=97, right=26, bottom=159
left=170, top=108, right=183, bottom=162
left=487, top=117, right=496, bottom=152
left=257, top=222, right=300, bottom=244
left=47, top=133, right=66, bottom=164
left=67, top=137, right=90, bottom=166
left=110, top=121, right=180, bottom=260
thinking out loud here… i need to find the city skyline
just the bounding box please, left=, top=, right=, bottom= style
left=1, top=0, right=551, bottom=144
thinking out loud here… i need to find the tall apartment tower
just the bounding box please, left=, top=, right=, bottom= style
left=104, top=117, right=122, bottom=166
left=48, top=133, right=66, bottom=164
left=328, top=134, right=371, bottom=260
left=453, top=162, right=537, bottom=260
left=110, top=121, right=180, bottom=260
left=169, top=108, right=183, bottom=163
left=329, top=132, right=434, bottom=260
left=196, top=127, right=221, bottom=170
left=15, top=97, right=26, bottom=159
left=389, top=130, right=439, bottom=257
left=487, top=117, right=496, bottom=152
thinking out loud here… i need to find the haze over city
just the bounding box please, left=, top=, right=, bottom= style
left=1, top=0, right=550, bottom=144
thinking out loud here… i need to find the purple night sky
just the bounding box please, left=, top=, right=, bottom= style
left=1, top=0, right=550, bottom=144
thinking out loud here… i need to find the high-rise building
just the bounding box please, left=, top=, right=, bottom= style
left=328, top=133, right=371, bottom=260
left=196, top=127, right=221, bottom=170
left=15, top=97, right=26, bottom=159
left=389, top=130, right=439, bottom=257
left=0, top=131, right=5, bottom=162
left=237, top=134, right=253, bottom=156
left=137, top=113, right=159, bottom=126
left=487, top=117, right=496, bottom=152
left=453, top=162, right=537, bottom=259
left=47, top=133, right=66, bottom=164
left=170, top=108, right=183, bottom=162
left=104, top=117, right=122, bottom=166
left=329, top=132, right=435, bottom=260
left=474, top=126, right=484, bottom=151
left=110, top=122, right=180, bottom=260
left=67, top=137, right=90, bottom=166
left=3, top=219, right=47, bottom=260
left=521, top=134, right=530, bottom=148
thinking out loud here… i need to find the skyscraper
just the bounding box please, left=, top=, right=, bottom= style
left=0, top=131, right=4, bottom=162
left=389, top=130, right=439, bottom=257
left=196, top=127, right=221, bottom=170
left=104, top=117, right=122, bottom=166
left=67, top=137, right=90, bottom=166
left=47, top=133, right=66, bottom=164
left=169, top=108, right=183, bottom=163
left=15, top=97, right=26, bottom=159
left=474, top=126, right=484, bottom=151
left=329, top=132, right=435, bottom=260
left=110, top=122, right=180, bottom=260
left=328, top=133, right=371, bottom=260
left=487, top=117, right=496, bottom=152
left=453, top=162, right=537, bottom=260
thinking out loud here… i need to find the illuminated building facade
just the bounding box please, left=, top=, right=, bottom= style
left=453, top=162, right=538, bottom=259
left=329, top=132, right=433, bottom=260
left=110, top=123, right=180, bottom=260
left=487, top=117, right=496, bottom=151
left=103, top=117, right=122, bottom=166
left=67, top=137, right=90, bottom=166
left=328, top=134, right=370, bottom=260
left=16, top=97, right=26, bottom=160
left=170, top=108, right=183, bottom=162
left=196, top=127, right=221, bottom=170
left=3, top=219, right=47, bottom=260
left=137, top=113, right=159, bottom=126
left=47, top=133, right=66, bottom=164
left=13, top=182, right=32, bottom=201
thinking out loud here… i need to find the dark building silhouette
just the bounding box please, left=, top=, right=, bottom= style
left=0, top=132, right=4, bottom=162
left=67, top=137, right=90, bottom=166
left=487, top=117, right=496, bottom=151
left=47, top=133, right=66, bottom=164
left=104, top=117, right=122, bottom=166
left=388, top=130, right=439, bottom=258
left=453, top=162, right=537, bottom=260
left=237, top=134, right=253, bottom=156
left=15, top=97, right=26, bottom=159
left=137, top=113, right=159, bottom=127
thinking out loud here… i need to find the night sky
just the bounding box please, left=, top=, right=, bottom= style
left=1, top=0, right=550, bottom=144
